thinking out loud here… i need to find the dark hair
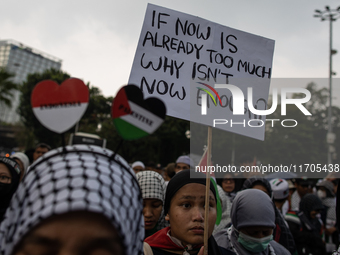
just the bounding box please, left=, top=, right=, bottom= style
left=166, top=163, right=176, bottom=179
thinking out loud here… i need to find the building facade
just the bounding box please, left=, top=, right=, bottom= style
left=0, top=39, right=62, bottom=123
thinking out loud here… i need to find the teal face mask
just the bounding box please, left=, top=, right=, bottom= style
left=238, top=232, right=273, bottom=252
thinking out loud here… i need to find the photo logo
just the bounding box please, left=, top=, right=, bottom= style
left=200, top=84, right=312, bottom=116
left=196, top=82, right=222, bottom=115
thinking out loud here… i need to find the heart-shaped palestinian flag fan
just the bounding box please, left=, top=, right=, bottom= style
left=112, top=84, right=166, bottom=140
left=31, top=78, right=89, bottom=134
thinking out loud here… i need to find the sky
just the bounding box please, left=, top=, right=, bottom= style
left=1, top=0, right=340, bottom=100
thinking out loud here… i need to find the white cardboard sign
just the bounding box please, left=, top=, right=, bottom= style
left=129, top=4, right=275, bottom=140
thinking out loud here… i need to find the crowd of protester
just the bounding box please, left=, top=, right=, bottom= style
left=0, top=144, right=340, bottom=255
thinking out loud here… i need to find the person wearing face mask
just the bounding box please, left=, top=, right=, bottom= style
left=214, top=189, right=290, bottom=255
left=316, top=179, right=338, bottom=254
left=10, top=152, right=29, bottom=182
left=285, top=193, right=325, bottom=255
left=242, top=177, right=297, bottom=255
left=0, top=157, right=21, bottom=222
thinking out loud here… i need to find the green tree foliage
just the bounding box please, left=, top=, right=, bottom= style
left=191, top=82, right=339, bottom=172
left=242, top=82, right=338, bottom=167
left=99, top=115, right=190, bottom=166
left=18, top=72, right=335, bottom=169
left=76, top=85, right=113, bottom=134
left=17, top=69, right=190, bottom=164
left=262, top=103, right=326, bottom=166
left=0, top=68, right=18, bottom=108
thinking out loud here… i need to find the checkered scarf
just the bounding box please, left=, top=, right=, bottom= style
left=136, top=170, right=168, bottom=231
left=0, top=145, right=144, bottom=255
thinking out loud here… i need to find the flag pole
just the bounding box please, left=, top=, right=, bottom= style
left=204, top=126, right=212, bottom=255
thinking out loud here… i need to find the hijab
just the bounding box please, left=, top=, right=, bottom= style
left=136, top=170, right=168, bottom=234
left=164, top=169, right=217, bottom=216
left=0, top=145, right=144, bottom=255
left=0, top=157, right=21, bottom=221
left=214, top=189, right=290, bottom=255
left=241, top=177, right=296, bottom=254
left=298, top=193, right=324, bottom=233
left=231, top=189, right=275, bottom=230
left=10, top=152, right=29, bottom=176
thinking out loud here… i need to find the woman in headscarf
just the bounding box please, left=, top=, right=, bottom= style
left=0, top=157, right=21, bottom=222
left=285, top=193, right=325, bottom=255
left=144, top=169, right=235, bottom=255
left=214, top=189, right=290, bottom=255
left=0, top=145, right=144, bottom=255
left=218, top=173, right=237, bottom=204
left=242, top=177, right=297, bottom=255
left=136, top=170, right=168, bottom=238
left=10, top=152, right=29, bottom=181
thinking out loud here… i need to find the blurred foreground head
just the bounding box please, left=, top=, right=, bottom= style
left=0, top=145, right=144, bottom=255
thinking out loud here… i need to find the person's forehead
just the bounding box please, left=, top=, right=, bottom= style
left=173, top=183, right=213, bottom=198
left=0, top=163, right=10, bottom=173
left=144, top=198, right=163, bottom=203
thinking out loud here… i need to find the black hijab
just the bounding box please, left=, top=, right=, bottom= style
left=0, top=157, right=21, bottom=221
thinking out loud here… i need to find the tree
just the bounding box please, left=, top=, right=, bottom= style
left=0, top=68, right=18, bottom=108
left=191, top=82, right=339, bottom=174
left=98, top=115, right=190, bottom=165
left=257, top=81, right=340, bottom=178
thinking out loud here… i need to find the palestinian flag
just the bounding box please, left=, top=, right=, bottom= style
left=111, top=85, right=166, bottom=140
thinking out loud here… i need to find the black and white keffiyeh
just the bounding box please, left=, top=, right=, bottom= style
left=136, top=170, right=168, bottom=231
left=0, top=145, right=144, bottom=255
left=136, top=170, right=166, bottom=202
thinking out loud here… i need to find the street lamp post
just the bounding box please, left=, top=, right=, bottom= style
left=314, top=6, right=340, bottom=165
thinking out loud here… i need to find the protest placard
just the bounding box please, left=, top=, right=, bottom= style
left=129, top=3, right=275, bottom=140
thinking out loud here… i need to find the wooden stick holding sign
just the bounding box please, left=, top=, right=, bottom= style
left=203, top=126, right=212, bottom=255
